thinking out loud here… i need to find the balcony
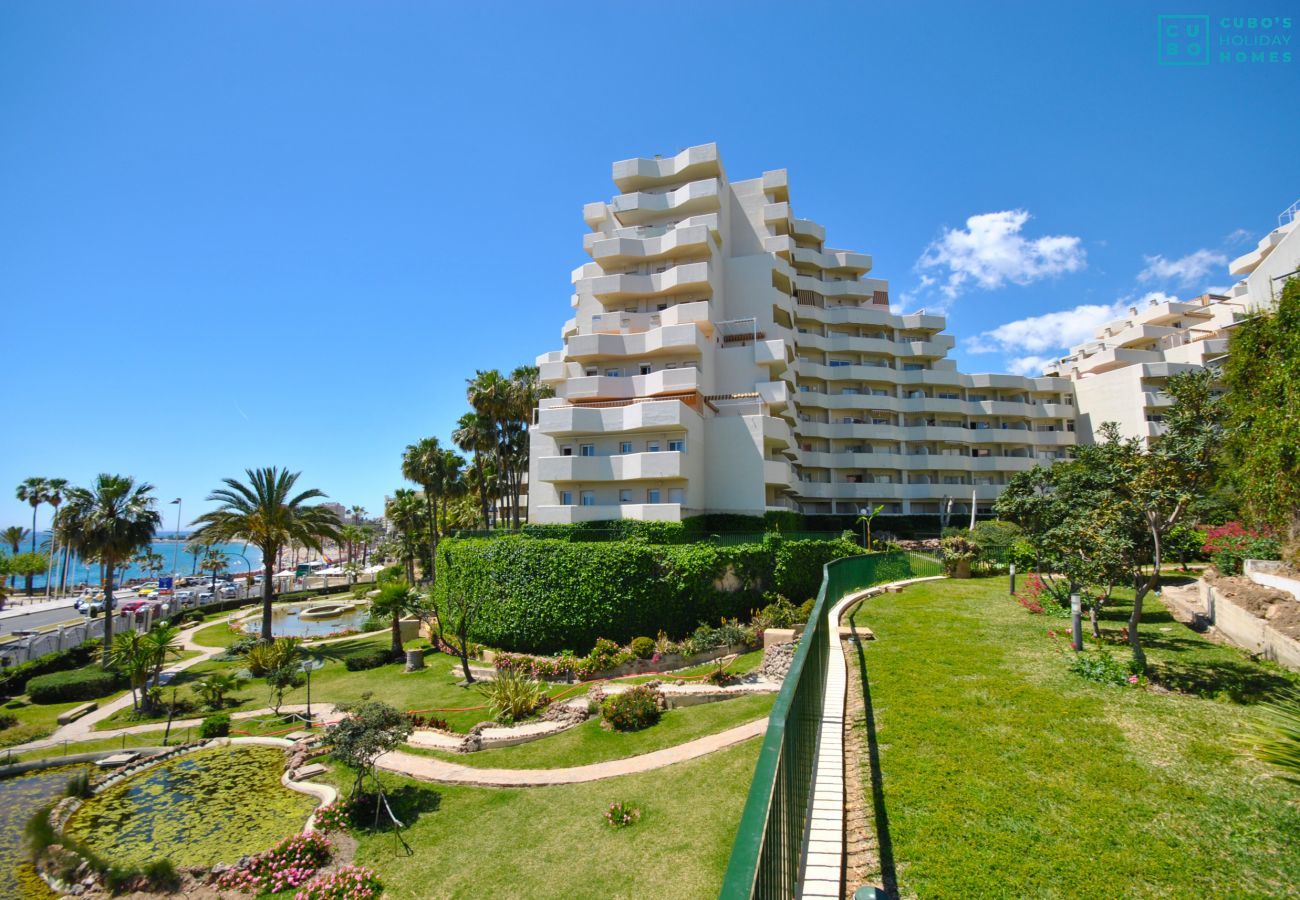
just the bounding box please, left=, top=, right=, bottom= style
left=612, top=144, right=721, bottom=193
left=561, top=367, right=702, bottom=402
left=755, top=338, right=789, bottom=372
left=791, top=218, right=826, bottom=242
left=537, top=451, right=685, bottom=483
left=536, top=398, right=699, bottom=436
left=589, top=300, right=711, bottom=335
left=586, top=223, right=717, bottom=269
left=587, top=261, right=711, bottom=303
left=610, top=179, right=721, bottom=226
left=536, top=503, right=684, bottom=524
left=566, top=323, right=710, bottom=362
left=764, top=459, right=795, bottom=489
left=791, top=247, right=872, bottom=274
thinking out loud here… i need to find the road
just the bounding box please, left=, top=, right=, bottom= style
left=0, top=601, right=84, bottom=636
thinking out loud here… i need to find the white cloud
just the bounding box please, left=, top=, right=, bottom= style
left=966, top=300, right=1130, bottom=356
left=1138, top=249, right=1227, bottom=287
left=1224, top=228, right=1253, bottom=246
left=1005, top=355, right=1058, bottom=377
left=916, top=210, right=1086, bottom=299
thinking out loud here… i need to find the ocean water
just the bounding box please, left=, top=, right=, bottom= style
left=10, top=533, right=264, bottom=588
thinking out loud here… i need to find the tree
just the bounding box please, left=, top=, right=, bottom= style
left=371, top=581, right=425, bottom=658
left=453, top=411, right=496, bottom=528
left=339, top=524, right=363, bottom=565
left=1222, top=277, right=1300, bottom=555
left=107, top=630, right=153, bottom=713
left=1241, top=693, right=1300, bottom=785
left=194, top=672, right=246, bottom=710
left=59, top=475, right=161, bottom=668
left=2, top=526, right=27, bottom=589
left=142, top=623, right=182, bottom=695
left=43, top=479, right=67, bottom=597
left=200, top=547, right=228, bottom=590
left=327, top=700, right=414, bottom=829
left=132, top=551, right=167, bottom=580
left=384, top=489, right=426, bottom=585
left=436, top=555, right=491, bottom=683
left=8, top=553, right=50, bottom=597
left=191, top=467, right=342, bottom=643
left=465, top=367, right=549, bottom=530
left=401, top=438, right=464, bottom=582
left=15, top=477, right=49, bottom=595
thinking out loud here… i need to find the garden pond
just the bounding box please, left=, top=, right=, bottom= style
left=0, top=763, right=88, bottom=899
left=64, top=745, right=316, bottom=869
left=241, top=601, right=374, bottom=639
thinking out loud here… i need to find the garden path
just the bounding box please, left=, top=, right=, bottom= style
left=375, top=717, right=768, bottom=786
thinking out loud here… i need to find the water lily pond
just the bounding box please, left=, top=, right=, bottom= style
left=0, top=764, right=88, bottom=899
left=65, top=746, right=315, bottom=869
left=241, top=601, right=373, bottom=639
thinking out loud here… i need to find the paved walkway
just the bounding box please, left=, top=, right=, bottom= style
left=376, top=716, right=767, bottom=786
left=796, top=575, right=946, bottom=900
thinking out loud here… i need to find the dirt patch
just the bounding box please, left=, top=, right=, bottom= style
left=1206, top=570, right=1300, bottom=640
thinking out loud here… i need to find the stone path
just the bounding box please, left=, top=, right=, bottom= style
left=377, top=717, right=768, bottom=786
left=796, top=575, right=946, bottom=900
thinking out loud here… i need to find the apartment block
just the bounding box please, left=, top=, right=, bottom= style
left=528, top=144, right=1078, bottom=523
left=1044, top=205, right=1299, bottom=443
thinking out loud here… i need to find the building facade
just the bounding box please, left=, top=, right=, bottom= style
left=528, top=144, right=1078, bottom=524
left=1044, top=208, right=1298, bottom=443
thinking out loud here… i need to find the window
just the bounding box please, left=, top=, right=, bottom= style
left=560, top=490, right=573, bottom=505
left=605, top=368, right=621, bottom=378
left=561, top=446, right=574, bottom=456
left=579, top=444, right=595, bottom=457
left=585, top=368, right=597, bottom=377
left=619, top=489, right=633, bottom=503
left=580, top=491, right=595, bottom=506
left=639, top=364, right=652, bottom=376
left=647, top=489, right=661, bottom=503
left=668, top=439, right=685, bottom=452
left=668, top=488, right=684, bottom=504
left=619, top=441, right=633, bottom=454
left=647, top=441, right=660, bottom=452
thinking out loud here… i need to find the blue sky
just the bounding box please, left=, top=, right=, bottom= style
left=2, top=1, right=1295, bottom=529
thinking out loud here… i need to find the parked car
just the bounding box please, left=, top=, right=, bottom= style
left=118, top=599, right=150, bottom=614
left=218, top=585, right=238, bottom=599
left=174, top=590, right=196, bottom=607
left=75, top=597, right=105, bottom=615
left=198, top=590, right=215, bottom=604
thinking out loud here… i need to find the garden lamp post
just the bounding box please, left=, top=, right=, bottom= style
left=301, top=656, right=324, bottom=724
left=1070, top=592, right=1083, bottom=652
left=169, top=498, right=182, bottom=577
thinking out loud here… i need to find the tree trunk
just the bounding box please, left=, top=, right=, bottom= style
left=1090, top=606, right=1100, bottom=639
left=101, top=556, right=115, bottom=670
left=459, top=638, right=473, bottom=684
left=261, top=545, right=276, bottom=643
left=391, top=613, right=403, bottom=658
left=474, top=456, right=489, bottom=529
left=424, top=489, right=437, bottom=584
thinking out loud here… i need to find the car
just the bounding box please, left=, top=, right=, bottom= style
left=118, top=599, right=150, bottom=614
left=218, top=585, right=238, bottom=599
left=76, top=598, right=105, bottom=615
left=174, top=590, right=196, bottom=606
left=198, top=590, right=215, bottom=604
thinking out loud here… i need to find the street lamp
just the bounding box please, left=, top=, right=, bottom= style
left=169, top=499, right=182, bottom=577
left=300, top=656, right=325, bottom=724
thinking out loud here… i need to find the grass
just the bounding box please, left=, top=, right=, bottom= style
left=0, top=697, right=99, bottom=749
left=406, top=692, right=775, bottom=769
left=188, top=618, right=251, bottom=649
left=846, top=577, right=1300, bottom=898
left=95, top=638, right=579, bottom=733
left=324, top=738, right=760, bottom=899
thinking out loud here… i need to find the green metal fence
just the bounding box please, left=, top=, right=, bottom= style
left=719, top=550, right=944, bottom=900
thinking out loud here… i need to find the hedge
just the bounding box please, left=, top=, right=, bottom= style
left=27, top=667, right=121, bottom=704
left=432, top=534, right=862, bottom=654
left=0, top=640, right=103, bottom=699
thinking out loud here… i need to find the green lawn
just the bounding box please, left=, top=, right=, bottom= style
left=188, top=618, right=250, bottom=649
left=0, top=696, right=99, bottom=749
left=95, top=638, right=581, bottom=733
left=327, top=738, right=759, bottom=899
left=406, top=691, right=775, bottom=769
left=847, top=577, right=1300, bottom=898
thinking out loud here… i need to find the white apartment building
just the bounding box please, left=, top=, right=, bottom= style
left=528, top=144, right=1078, bottom=524
left=1045, top=205, right=1299, bottom=443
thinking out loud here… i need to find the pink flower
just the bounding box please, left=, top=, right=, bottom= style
left=1128, top=675, right=1139, bottom=684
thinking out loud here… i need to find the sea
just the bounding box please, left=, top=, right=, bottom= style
left=11, top=532, right=265, bottom=589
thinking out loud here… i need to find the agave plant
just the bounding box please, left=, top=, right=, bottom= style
left=477, top=668, right=547, bottom=724
left=1241, top=693, right=1300, bottom=784
left=245, top=637, right=303, bottom=678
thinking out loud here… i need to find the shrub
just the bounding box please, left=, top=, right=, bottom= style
left=199, top=713, right=231, bottom=738
left=629, top=636, right=655, bottom=659
left=754, top=595, right=801, bottom=630
left=433, top=535, right=861, bottom=654
left=971, top=520, right=1021, bottom=566
left=143, top=858, right=180, bottom=891
left=0, top=711, right=16, bottom=731
left=293, top=864, right=383, bottom=900
left=601, top=685, right=662, bottom=731
left=245, top=637, right=302, bottom=677
left=218, top=634, right=260, bottom=661
left=65, top=770, right=92, bottom=798
left=0, top=639, right=103, bottom=699
left=215, top=831, right=333, bottom=895
left=344, top=649, right=396, bottom=672
left=798, top=598, right=816, bottom=622
left=940, top=534, right=980, bottom=575
left=312, top=797, right=358, bottom=834
left=26, top=667, right=119, bottom=704
left=406, top=713, right=449, bottom=731
left=1068, top=646, right=1136, bottom=687
left=478, top=669, right=548, bottom=723
left=1202, top=522, right=1281, bottom=575
left=603, top=800, right=642, bottom=829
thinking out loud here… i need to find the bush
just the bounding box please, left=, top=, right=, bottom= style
left=629, top=636, right=655, bottom=659
left=0, top=639, right=103, bottom=699
left=344, top=649, right=396, bottom=672
left=1068, top=646, right=1137, bottom=687
left=143, top=858, right=180, bottom=891
left=0, top=711, right=16, bottom=731
left=1202, top=522, right=1281, bottom=575
left=970, top=521, right=1021, bottom=565
left=65, top=770, right=92, bottom=798
left=603, top=800, right=642, bottom=829
left=26, top=667, right=119, bottom=704
left=478, top=668, right=548, bottom=723
left=601, top=685, right=662, bottom=731
left=199, top=713, right=231, bottom=738
left=433, top=535, right=861, bottom=654
left=245, top=637, right=302, bottom=677
left=294, top=864, right=383, bottom=900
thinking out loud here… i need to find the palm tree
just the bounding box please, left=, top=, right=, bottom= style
left=349, top=505, right=366, bottom=525
left=401, top=438, right=464, bottom=581
left=107, top=630, right=153, bottom=712
left=191, top=467, right=342, bottom=643
left=15, top=478, right=50, bottom=595
left=184, top=540, right=207, bottom=575
left=59, top=475, right=162, bottom=669
left=43, top=479, right=68, bottom=598
left=371, top=581, right=425, bottom=658
left=200, top=547, right=228, bottom=591
left=2, top=526, right=27, bottom=589
left=385, top=490, right=426, bottom=584
left=339, top=524, right=363, bottom=565
left=453, top=411, right=497, bottom=528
